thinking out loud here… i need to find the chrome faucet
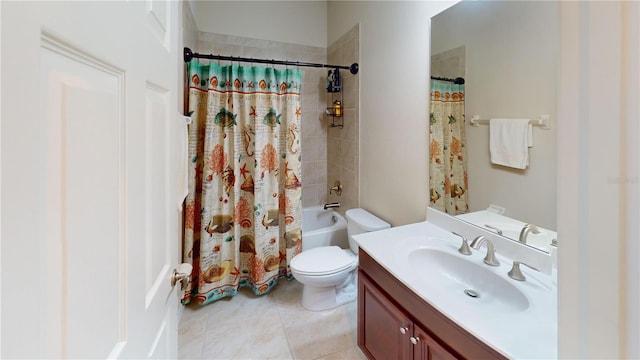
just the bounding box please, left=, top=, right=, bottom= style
left=469, top=236, right=500, bottom=266
left=452, top=232, right=471, bottom=255
left=323, top=202, right=340, bottom=210
left=518, top=224, right=540, bottom=244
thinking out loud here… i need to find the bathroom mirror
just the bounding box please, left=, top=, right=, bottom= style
left=429, top=0, right=558, bottom=252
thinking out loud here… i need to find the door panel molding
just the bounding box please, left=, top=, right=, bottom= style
left=40, top=33, right=127, bottom=358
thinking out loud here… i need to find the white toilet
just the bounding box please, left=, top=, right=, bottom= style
left=290, top=208, right=390, bottom=311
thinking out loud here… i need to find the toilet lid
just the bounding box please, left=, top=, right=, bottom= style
left=290, top=246, right=356, bottom=276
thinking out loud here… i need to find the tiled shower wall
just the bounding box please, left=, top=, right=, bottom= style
left=182, top=2, right=199, bottom=111
left=194, top=33, right=329, bottom=208
left=430, top=45, right=465, bottom=79
left=327, top=25, right=360, bottom=216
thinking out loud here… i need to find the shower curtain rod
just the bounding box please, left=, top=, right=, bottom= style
left=431, top=76, right=465, bottom=84
left=184, top=47, right=359, bottom=74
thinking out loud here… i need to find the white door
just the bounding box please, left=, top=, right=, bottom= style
left=1, top=1, right=183, bottom=358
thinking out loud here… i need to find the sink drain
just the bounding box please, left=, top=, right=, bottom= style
left=464, top=289, right=479, bottom=298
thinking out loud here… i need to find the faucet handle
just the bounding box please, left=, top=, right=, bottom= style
left=484, top=224, right=503, bottom=235
left=329, top=181, right=343, bottom=196
left=508, top=261, right=539, bottom=281
left=452, top=232, right=471, bottom=255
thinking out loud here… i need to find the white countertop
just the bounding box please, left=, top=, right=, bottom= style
left=354, top=220, right=557, bottom=360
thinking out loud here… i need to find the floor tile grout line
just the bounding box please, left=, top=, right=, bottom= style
left=273, top=290, right=297, bottom=360
left=264, top=283, right=296, bottom=360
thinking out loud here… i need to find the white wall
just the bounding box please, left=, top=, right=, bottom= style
left=327, top=1, right=456, bottom=226
left=431, top=1, right=558, bottom=230
left=188, top=1, right=327, bottom=48
left=558, top=1, right=639, bottom=358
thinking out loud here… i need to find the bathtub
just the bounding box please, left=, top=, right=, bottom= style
left=302, top=206, right=348, bottom=251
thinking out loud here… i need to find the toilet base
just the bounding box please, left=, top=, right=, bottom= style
left=301, top=272, right=357, bottom=311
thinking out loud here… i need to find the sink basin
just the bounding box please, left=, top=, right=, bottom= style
left=408, top=248, right=530, bottom=313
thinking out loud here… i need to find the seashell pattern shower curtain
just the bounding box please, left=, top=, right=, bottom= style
left=429, top=80, right=469, bottom=214
left=182, top=61, right=303, bottom=305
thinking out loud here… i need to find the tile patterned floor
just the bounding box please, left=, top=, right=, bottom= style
left=178, top=279, right=367, bottom=360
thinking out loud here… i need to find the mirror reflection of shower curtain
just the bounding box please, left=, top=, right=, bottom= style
left=429, top=80, right=469, bottom=214
left=182, top=61, right=304, bottom=305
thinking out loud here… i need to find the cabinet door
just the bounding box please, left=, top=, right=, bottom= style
left=359, top=273, right=413, bottom=360
left=412, top=325, right=458, bottom=360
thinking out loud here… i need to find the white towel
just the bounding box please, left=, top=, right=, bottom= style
left=176, top=114, right=192, bottom=210
left=489, top=118, right=531, bottom=169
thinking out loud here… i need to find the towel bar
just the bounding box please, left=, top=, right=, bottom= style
left=469, top=114, right=551, bottom=130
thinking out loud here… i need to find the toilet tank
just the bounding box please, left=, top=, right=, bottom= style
left=345, top=208, right=391, bottom=254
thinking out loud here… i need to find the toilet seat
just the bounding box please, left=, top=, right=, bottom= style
left=290, top=246, right=356, bottom=276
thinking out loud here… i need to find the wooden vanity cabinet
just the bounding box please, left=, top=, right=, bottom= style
left=412, top=319, right=458, bottom=360
left=359, top=272, right=456, bottom=360
left=357, top=250, right=507, bottom=360
left=358, top=272, right=412, bottom=359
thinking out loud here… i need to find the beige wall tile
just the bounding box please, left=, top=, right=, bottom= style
left=325, top=24, right=360, bottom=211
